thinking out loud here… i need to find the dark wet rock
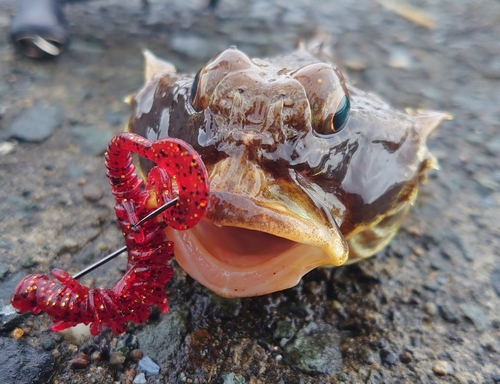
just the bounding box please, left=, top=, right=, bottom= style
left=277, top=301, right=310, bottom=318
left=459, top=303, right=489, bottom=331
left=82, top=183, right=103, bottom=202
left=69, top=124, right=114, bottom=156
left=379, top=349, right=398, bottom=366
left=208, top=293, right=242, bottom=318
left=439, top=304, right=460, bottom=323
left=138, top=356, right=160, bottom=375
left=136, top=306, right=187, bottom=367
left=221, top=372, right=246, bottom=384
left=491, top=269, right=500, bottom=297
left=0, top=337, right=56, bottom=384
left=284, top=322, right=342, bottom=375
left=273, top=320, right=296, bottom=342
left=8, top=104, right=63, bottom=143
left=492, top=374, right=500, bottom=383
left=0, top=311, right=25, bottom=334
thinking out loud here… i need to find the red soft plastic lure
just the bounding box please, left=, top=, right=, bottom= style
left=11, top=133, right=209, bottom=335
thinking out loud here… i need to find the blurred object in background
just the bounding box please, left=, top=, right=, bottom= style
left=9, top=0, right=220, bottom=59
left=10, top=0, right=71, bottom=58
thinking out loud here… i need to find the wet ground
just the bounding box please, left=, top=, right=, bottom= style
left=0, top=0, right=499, bottom=383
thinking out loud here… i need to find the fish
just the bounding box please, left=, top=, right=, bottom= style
left=126, top=42, right=448, bottom=298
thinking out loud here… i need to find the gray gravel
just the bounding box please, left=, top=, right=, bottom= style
left=0, top=0, right=499, bottom=383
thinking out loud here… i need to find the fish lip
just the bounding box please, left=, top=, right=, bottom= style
left=166, top=191, right=349, bottom=298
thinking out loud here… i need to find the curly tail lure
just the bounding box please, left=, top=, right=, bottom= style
left=11, top=133, right=209, bottom=335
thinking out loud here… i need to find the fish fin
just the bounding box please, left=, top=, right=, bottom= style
left=143, top=49, right=176, bottom=83
left=407, top=109, right=452, bottom=140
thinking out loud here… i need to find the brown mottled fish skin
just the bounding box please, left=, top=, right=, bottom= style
left=126, top=45, right=448, bottom=298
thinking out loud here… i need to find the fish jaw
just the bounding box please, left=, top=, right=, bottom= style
left=164, top=191, right=348, bottom=298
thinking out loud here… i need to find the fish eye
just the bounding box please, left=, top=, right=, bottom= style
left=332, top=95, right=350, bottom=132
left=190, top=68, right=201, bottom=104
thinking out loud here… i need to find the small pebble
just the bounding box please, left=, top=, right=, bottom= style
left=439, top=304, right=460, bottom=323
left=130, top=348, right=143, bottom=362
left=361, top=348, right=376, bottom=364
left=83, top=183, right=103, bottom=202
left=138, top=356, right=160, bottom=375
left=424, top=302, right=437, bottom=317
left=400, top=351, right=412, bottom=364
left=432, top=360, right=453, bottom=376
left=71, top=353, right=89, bottom=370
left=109, top=352, right=126, bottom=367
left=332, top=301, right=343, bottom=311
left=41, top=338, right=56, bottom=351
left=375, top=338, right=388, bottom=349
left=337, top=372, right=348, bottom=382
left=12, top=328, right=24, bottom=339
left=388, top=47, right=413, bottom=69
left=0, top=141, right=15, bottom=156
left=133, top=372, right=147, bottom=384
left=379, top=349, right=398, bottom=366
left=91, top=351, right=102, bottom=362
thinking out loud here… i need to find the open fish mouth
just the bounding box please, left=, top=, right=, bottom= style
left=164, top=191, right=348, bottom=298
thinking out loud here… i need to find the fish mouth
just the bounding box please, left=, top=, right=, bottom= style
left=164, top=192, right=348, bottom=298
